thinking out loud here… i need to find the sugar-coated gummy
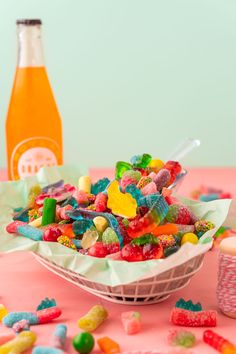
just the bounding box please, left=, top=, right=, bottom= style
left=78, top=305, right=108, bottom=332
left=72, top=219, right=94, bottom=235
left=0, top=331, right=37, bottom=353
left=3, top=312, right=38, bottom=327
left=51, top=324, right=67, bottom=348
left=170, top=308, right=217, bottom=327
left=175, top=298, right=202, bottom=312
left=33, top=346, right=64, bottom=354
left=91, top=177, right=110, bottom=195
left=36, top=298, right=57, bottom=311
left=17, top=225, right=43, bottom=241
left=102, top=227, right=119, bottom=244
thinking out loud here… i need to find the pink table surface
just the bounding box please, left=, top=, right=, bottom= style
left=0, top=167, right=236, bottom=354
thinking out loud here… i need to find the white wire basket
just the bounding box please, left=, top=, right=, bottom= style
left=33, top=252, right=205, bottom=305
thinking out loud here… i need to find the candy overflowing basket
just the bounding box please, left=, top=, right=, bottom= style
left=0, top=154, right=231, bottom=305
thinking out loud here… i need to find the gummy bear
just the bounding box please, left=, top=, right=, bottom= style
left=130, top=153, right=152, bottom=168
left=107, top=180, right=137, bottom=218
left=115, top=161, right=132, bottom=179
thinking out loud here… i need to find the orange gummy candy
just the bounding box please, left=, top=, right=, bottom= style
left=97, top=337, right=120, bottom=354
left=152, top=223, right=178, bottom=236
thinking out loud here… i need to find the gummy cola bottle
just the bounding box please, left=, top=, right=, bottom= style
left=6, top=19, right=63, bottom=180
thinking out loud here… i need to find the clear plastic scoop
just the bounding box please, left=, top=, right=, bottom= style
left=168, top=138, right=201, bottom=162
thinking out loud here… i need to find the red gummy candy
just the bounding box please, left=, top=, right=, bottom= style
left=170, top=308, right=217, bottom=327
left=121, top=244, right=144, bottom=262
left=203, top=330, right=233, bottom=352
left=106, top=243, right=120, bottom=254
left=57, top=223, right=75, bottom=238
left=88, top=242, right=109, bottom=258
left=95, top=193, right=108, bottom=212
left=164, top=161, right=182, bottom=184
left=37, top=307, right=62, bottom=324
left=6, top=221, right=26, bottom=233
left=142, top=243, right=163, bottom=260
left=43, top=227, right=62, bottom=242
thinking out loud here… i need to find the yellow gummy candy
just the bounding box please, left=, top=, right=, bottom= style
left=148, top=159, right=164, bottom=171
left=78, top=305, right=108, bottom=332
left=0, top=305, right=8, bottom=322
left=107, top=180, right=137, bottom=218
left=181, top=233, right=199, bottom=245
left=78, top=176, right=91, bottom=194
left=0, top=331, right=36, bottom=354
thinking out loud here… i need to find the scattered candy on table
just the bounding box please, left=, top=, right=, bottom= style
left=191, top=185, right=232, bottom=202
left=97, top=336, right=120, bottom=354
left=121, top=311, right=141, bottom=335
left=73, top=332, right=95, bottom=354
left=78, top=305, right=108, bottom=332
left=5, top=153, right=216, bottom=263
left=2, top=306, right=61, bottom=327
left=170, top=299, right=217, bottom=327
left=0, top=331, right=37, bottom=353
left=167, top=329, right=196, bottom=348
left=203, top=330, right=236, bottom=353
left=12, top=319, right=30, bottom=333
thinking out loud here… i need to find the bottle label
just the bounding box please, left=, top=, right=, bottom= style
left=10, top=137, right=61, bottom=180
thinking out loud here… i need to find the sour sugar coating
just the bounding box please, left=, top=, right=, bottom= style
left=6, top=221, right=26, bottom=233
left=36, top=298, right=57, bottom=311
left=12, top=319, right=30, bottom=333
left=102, top=227, right=119, bottom=244
left=127, top=194, right=169, bottom=238
left=120, top=170, right=142, bottom=191
left=78, top=305, right=108, bottom=332
left=43, top=227, right=62, bottom=242
left=94, top=193, right=108, bottom=212
left=203, top=330, right=236, bottom=353
left=121, top=311, right=141, bottom=334
left=137, top=176, right=152, bottom=190
left=97, top=336, right=120, bottom=354
left=194, top=220, right=215, bottom=233
left=166, top=204, right=191, bottom=225
left=168, top=329, right=196, bottom=348
left=0, top=331, right=37, bottom=353
left=141, top=182, right=157, bottom=196
left=41, top=198, right=57, bottom=226
left=170, top=308, right=217, bottom=327
left=51, top=324, right=67, bottom=348
left=91, top=177, right=110, bottom=195
left=154, top=169, right=171, bottom=191
left=16, top=224, right=43, bottom=241
left=158, top=235, right=176, bottom=249
left=3, top=307, right=61, bottom=327
left=72, top=219, right=94, bottom=235
left=33, top=347, right=64, bottom=354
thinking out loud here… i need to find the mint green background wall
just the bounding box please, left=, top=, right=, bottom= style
left=0, top=0, right=235, bottom=169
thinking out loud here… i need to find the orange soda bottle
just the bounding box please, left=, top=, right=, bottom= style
left=6, top=19, right=63, bottom=180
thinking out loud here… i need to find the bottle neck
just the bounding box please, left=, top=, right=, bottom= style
left=17, top=24, right=44, bottom=67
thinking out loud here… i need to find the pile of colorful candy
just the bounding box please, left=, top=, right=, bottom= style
left=6, top=153, right=215, bottom=262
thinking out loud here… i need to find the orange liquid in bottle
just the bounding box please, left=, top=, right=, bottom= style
left=6, top=67, right=63, bottom=180
left=6, top=19, right=63, bottom=180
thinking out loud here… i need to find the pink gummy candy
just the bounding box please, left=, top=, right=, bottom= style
left=121, top=311, right=141, bottom=334
left=37, top=307, right=62, bottom=324
left=6, top=221, right=26, bottom=233
left=170, top=308, right=217, bottom=327
left=95, top=193, right=108, bottom=212
left=141, top=182, right=157, bottom=196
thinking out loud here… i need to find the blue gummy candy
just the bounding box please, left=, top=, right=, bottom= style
left=33, top=347, right=64, bottom=354
left=91, top=178, right=110, bottom=195
left=36, top=297, right=57, bottom=311
left=200, top=194, right=219, bottom=202
left=61, top=197, right=78, bottom=208
left=17, top=225, right=43, bottom=241
left=175, top=298, right=202, bottom=312
left=54, top=324, right=67, bottom=343
left=67, top=209, right=123, bottom=247
left=13, top=208, right=29, bottom=222
left=71, top=239, right=82, bottom=249
left=125, top=184, right=143, bottom=206
left=3, top=312, right=38, bottom=327
left=72, top=219, right=94, bottom=235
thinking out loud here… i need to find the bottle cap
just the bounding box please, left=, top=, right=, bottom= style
left=220, top=237, right=236, bottom=256
left=16, top=19, right=42, bottom=26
